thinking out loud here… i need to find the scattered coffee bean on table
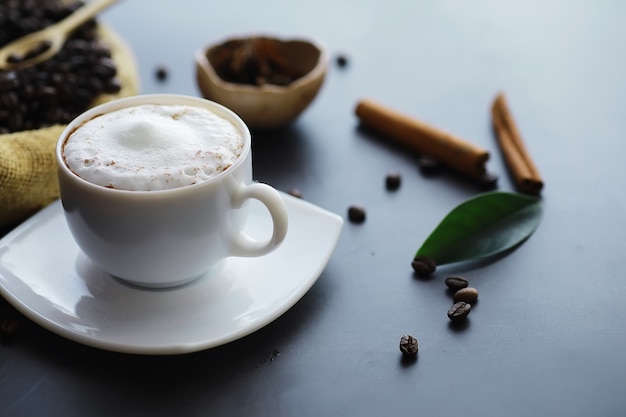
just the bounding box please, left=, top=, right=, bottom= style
left=480, top=172, right=499, bottom=189
left=411, top=256, right=436, bottom=275
left=287, top=188, right=303, bottom=199
left=447, top=301, right=471, bottom=321
left=0, top=318, right=18, bottom=337
left=335, top=54, right=348, bottom=67
left=155, top=65, right=168, bottom=81
left=453, top=287, right=479, bottom=304
left=417, top=155, right=441, bottom=175
left=445, top=275, right=469, bottom=292
left=347, top=205, right=366, bottom=223
left=399, top=334, right=419, bottom=356
left=385, top=172, right=402, bottom=191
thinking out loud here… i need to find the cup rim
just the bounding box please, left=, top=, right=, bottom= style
left=56, top=94, right=252, bottom=195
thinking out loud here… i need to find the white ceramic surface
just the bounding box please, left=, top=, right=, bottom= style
left=57, top=94, right=288, bottom=288
left=0, top=193, right=343, bottom=355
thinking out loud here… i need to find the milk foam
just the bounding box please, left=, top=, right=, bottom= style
left=63, top=104, right=244, bottom=191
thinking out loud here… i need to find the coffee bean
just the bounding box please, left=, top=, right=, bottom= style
left=335, top=54, right=348, bottom=67
left=411, top=256, right=436, bottom=276
left=85, top=76, right=104, bottom=94
left=454, top=287, right=478, bottom=304
left=155, top=65, right=169, bottom=81
left=6, top=53, right=21, bottom=64
left=44, top=106, right=64, bottom=124
left=417, top=155, right=441, bottom=175
left=385, top=172, right=402, bottom=191
left=23, top=40, right=52, bottom=60
left=8, top=112, right=22, bottom=132
left=35, top=85, right=56, bottom=98
left=93, top=57, right=117, bottom=77
left=0, top=318, right=18, bottom=337
left=447, top=301, right=471, bottom=321
left=104, top=77, right=122, bottom=94
left=0, top=91, right=18, bottom=109
left=66, top=39, right=90, bottom=54
left=445, top=275, right=469, bottom=292
left=479, top=172, right=499, bottom=189
left=399, top=334, right=419, bottom=356
left=0, top=71, right=19, bottom=90
left=347, top=205, right=366, bottom=223
left=287, top=188, right=302, bottom=199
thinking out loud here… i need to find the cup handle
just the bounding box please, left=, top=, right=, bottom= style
left=229, top=182, right=288, bottom=257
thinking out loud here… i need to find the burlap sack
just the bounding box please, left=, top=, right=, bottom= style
left=0, top=24, right=140, bottom=233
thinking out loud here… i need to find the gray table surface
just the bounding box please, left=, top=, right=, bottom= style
left=2, top=1, right=626, bottom=416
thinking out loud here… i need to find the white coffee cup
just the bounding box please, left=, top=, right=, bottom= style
left=56, top=94, right=288, bottom=288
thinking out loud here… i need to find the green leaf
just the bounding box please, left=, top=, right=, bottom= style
left=415, top=191, right=542, bottom=265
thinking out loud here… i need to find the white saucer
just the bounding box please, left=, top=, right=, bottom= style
left=0, top=192, right=343, bottom=355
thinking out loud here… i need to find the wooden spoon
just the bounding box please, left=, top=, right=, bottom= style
left=0, top=0, right=119, bottom=71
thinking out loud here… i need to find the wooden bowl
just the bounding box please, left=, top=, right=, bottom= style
left=195, top=34, right=327, bottom=130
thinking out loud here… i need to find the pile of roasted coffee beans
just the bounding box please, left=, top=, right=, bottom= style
left=445, top=275, right=479, bottom=322
left=0, top=0, right=121, bottom=133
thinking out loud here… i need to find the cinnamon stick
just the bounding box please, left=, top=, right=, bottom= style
left=491, top=93, right=543, bottom=195
left=355, top=99, right=490, bottom=180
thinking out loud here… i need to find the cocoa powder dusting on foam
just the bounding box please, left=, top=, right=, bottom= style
left=63, top=104, right=244, bottom=191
